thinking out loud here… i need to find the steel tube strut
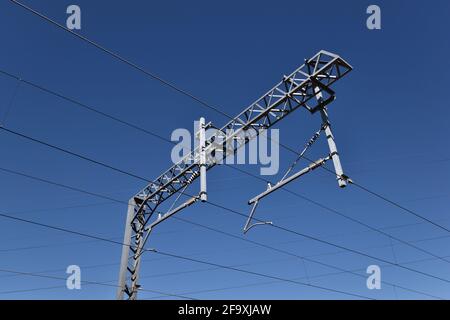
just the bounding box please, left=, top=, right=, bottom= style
left=148, top=197, right=198, bottom=230
left=117, top=50, right=352, bottom=299
left=320, top=108, right=347, bottom=187
left=198, top=117, right=207, bottom=202
left=248, top=157, right=330, bottom=205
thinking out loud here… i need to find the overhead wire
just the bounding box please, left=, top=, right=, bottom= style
left=0, top=211, right=373, bottom=299
left=10, top=0, right=448, bottom=237
left=6, top=0, right=450, bottom=298
left=0, top=267, right=196, bottom=300
left=0, top=171, right=450, bottom=292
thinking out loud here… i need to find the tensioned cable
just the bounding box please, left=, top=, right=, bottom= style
left=222, top=165, right=450, bottom=265
left=0, top=267, right=196, bottom=300
left=9, top=0, right=233, bottom=121
left=2, top=211, right=448, bottom=300
left=1, top=97, right=449, bottom=291
left=0, top=96, right=448, bottom=285
left=1, top=62, right=447, bottom=237
left=3, top=203, right=450, bottom=297
left=0, top=166, right=127, bottom=205
left=6, top=0, right=450, bottom=295
left=144, top=250, right=450, bottom=300
left=1, top=70, right=449, bottom=273
left=10, top=0, right=449, bottom=236
left=2, top=125, right=450, bottom=268
left=0, top=126, right=154, bottom=183
left=3, top=67, right=450, bottom=242
left=172, top=216, right=445, bottom=299
left=0, top=165, right=444, bottom=296
left=3, top=238, right=449, bottom=300
left=1, top=169, right=450, bottom=288
left=1, top=78, right=21, bottom=125
left=0, top=213, right=372, bottom=299
left=0, top=69, right=172, bottom=144
left=287, top=151, right=450, bottom=234
left=203, top=200, right=450, bottom=285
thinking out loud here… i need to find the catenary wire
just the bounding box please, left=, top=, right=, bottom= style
left=2, top=125, right=450, bottom=268
left=1, top=170, right=450, bottom=290
left=10, top=0, right=449, bottom=237
left=6, top=0, right=450, bottom=298
left=0, top=212, right=373, bottom=299
left=0, top=267, right=196, bottom=300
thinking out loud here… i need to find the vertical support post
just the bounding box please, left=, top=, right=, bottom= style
left=199, top=117, right=207, bottom=202
left=313, top=86, right=347, bottom=188
left=129, top=218, right=144, bottom=300
left=320, top=108, right=347, bottom=188
left=116, top=198, right=136, bottom=300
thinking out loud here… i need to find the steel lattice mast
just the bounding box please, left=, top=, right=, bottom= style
left=117, top=50, right=352, bottom=300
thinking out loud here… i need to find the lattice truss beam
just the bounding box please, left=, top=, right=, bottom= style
left=117, top=50, right=352, bottom=299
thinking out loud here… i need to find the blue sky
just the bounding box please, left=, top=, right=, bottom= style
left=0, top=0, right=450, bottom=299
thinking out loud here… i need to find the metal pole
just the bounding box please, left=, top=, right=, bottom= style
left=314, top=85, right=347, bottom=188
left=148, top=197, right=198, bottom=230
left=199, top=117, right=207, bottom=202
left=320, top=108, right=347, bottom=188
left=130, top=225, right=143, bottom=300
left=116, top=198, right=135, bottom=300
left=248, top=157, right=329, bottom=204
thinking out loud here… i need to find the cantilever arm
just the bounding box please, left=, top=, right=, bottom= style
left=249, top=157, right=330, bottom=205
left=243, top=200, right=273, bottom=234
left=243, top=157, right=330, bottom=234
